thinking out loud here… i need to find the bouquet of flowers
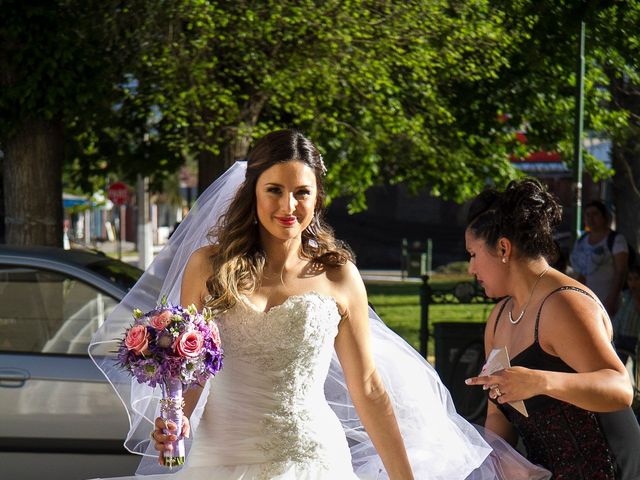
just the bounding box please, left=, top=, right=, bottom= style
left=117, top=300, right=223, bottom=467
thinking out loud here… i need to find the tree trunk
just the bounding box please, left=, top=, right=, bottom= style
left=0, top=164, right=4, bottom=243
left=197, top=150, right=227, bottom=197
left=3, top=118, right=64, bottom=247
left=196, top=141, right=249, bottom=196
left=197, top=94, right=267, bottom=194
left=612, top=138, right=640, bottom=253
left=610, top=75, right=640, bottom=255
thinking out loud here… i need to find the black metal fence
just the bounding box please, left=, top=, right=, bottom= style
left=419, top=276, right=495, bottom=422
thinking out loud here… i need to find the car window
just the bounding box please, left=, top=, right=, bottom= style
left=0, top=266, right=118, bottom=354
left=85, top=259, right=142, bottom=292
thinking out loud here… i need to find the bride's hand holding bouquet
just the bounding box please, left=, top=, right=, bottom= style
left=118, top=300, right=223, bottom=467
left=151, top=415, right=191, bottom=466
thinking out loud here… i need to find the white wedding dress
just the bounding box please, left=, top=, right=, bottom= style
left=90, top=162, right=551, bottom=480
left=182, top=292, right=358, bottom=479
left=97, top=291, right=551, bottom=480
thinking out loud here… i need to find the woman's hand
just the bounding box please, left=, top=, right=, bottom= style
left=151, top=416, right=191, bottom=466
left=466, top=366, right=545, bottom=405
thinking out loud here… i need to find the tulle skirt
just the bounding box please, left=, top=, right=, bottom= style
left=323, top=309, right=550, bottom=480
left=91, top=308, right=550, bottom=480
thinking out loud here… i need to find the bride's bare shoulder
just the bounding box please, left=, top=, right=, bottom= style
left=324, top=260, right=360, bottom=283
left=324, top=260, right=367, bottom=311
left=186, top=245, right=218, bottom=274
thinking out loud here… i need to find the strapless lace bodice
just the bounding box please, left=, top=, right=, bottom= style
left=221, top=292, right=341, bottom=373
left=185, top=292, right=356, bottom=480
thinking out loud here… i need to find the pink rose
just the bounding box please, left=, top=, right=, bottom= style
left=149, top=310, right=173, bottom=330
left=125, top=325, right=150, bottom=355
left=175, top=330, right=204, bottom=357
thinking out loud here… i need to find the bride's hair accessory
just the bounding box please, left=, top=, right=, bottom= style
left=318, top=153, right=327, bottom=176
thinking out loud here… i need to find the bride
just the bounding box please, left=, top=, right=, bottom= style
left=89, top=129, right=550, bottom=479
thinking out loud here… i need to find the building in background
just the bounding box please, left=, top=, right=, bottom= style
left=327, top=136, right=611, bottom=271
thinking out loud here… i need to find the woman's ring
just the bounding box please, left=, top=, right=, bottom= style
left=493, top=387, right=502, bottom=397
left=150, top=430, right=156, bottom=441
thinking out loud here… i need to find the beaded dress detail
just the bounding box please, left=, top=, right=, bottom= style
left=178, top=292, right=358, bottom=479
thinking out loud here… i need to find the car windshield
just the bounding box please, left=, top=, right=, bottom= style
left=85, top=258, right=143, bottom=292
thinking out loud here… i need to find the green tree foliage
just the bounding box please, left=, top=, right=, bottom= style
left=468, top=1, right=640, bottom=246
left=5, top=1, right=637, bottom=247
left=0, top=1, right=185, bottom=244
left=0, top=1, right=127, bottom=245
left=108, top=0, right=520, bottom=210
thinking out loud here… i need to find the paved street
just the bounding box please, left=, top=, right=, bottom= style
left=92, top=240, right=424, bottom=283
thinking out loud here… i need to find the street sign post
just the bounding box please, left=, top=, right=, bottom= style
left=107, top=182, right=130, bottom=259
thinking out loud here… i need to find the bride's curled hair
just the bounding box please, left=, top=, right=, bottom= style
left=204, top=129, right=353, bottom=315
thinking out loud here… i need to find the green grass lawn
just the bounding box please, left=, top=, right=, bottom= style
left=365, top=275, right=494, bottom=358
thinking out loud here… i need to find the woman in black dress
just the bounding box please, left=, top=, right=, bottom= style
left=464, top=178, right=640, bottom=479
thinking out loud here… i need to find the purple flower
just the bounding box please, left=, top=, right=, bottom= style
left=117, top=300, right=224, bottom=388
left=156, top=332, right=173, bottom=349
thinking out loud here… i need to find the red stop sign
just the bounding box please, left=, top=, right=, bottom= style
left=108, top=182, right=129, bottom=206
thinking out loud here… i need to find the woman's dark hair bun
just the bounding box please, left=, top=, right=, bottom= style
left=467, top=177, right=562, bottom=260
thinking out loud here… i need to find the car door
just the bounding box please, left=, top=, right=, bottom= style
left=0, top=261, right=139, bottom=480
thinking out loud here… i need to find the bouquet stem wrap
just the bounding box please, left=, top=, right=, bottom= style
left=160, top=377, right=186, bottom=467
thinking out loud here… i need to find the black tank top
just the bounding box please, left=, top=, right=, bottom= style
left=493, top=286, right=640, bottom=479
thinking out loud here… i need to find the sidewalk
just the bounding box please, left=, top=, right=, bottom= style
left=93, top=240, right=163, bottom=265
left=95, top=241, right=424, bottom=283
left=359, top=270, right=423, bottom=284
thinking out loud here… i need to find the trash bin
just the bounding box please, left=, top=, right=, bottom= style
left=434, top=322, right=487, bottom=422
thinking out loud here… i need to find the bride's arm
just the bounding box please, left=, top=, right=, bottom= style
left=332, top=262, right=414, bottom=480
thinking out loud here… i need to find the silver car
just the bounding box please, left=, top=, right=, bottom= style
left=0, top=246, right=143, bottom=480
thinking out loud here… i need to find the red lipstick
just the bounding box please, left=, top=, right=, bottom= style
left=276, top=216, right=297, bottom=226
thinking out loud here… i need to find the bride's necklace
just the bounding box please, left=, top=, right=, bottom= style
left=509, top=267, right=550, bottom=325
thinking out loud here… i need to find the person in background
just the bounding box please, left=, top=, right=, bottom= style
left=612, top=263, right=640, bottom=364
left=464, top=178, right=640, bottom=479
left=570, top=200, right=629, bottom=316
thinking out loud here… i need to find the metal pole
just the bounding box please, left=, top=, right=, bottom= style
left=401, top=238, right=408, bottom=280
left=116, top=207, right=121, bottom=260
left=419, top=274, right=431, bottom=358
left=572, top=20, right=586, bottom=243
left=136, top=175, right=153, bottom=269
left=119, top=205, right=126, bottom=260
